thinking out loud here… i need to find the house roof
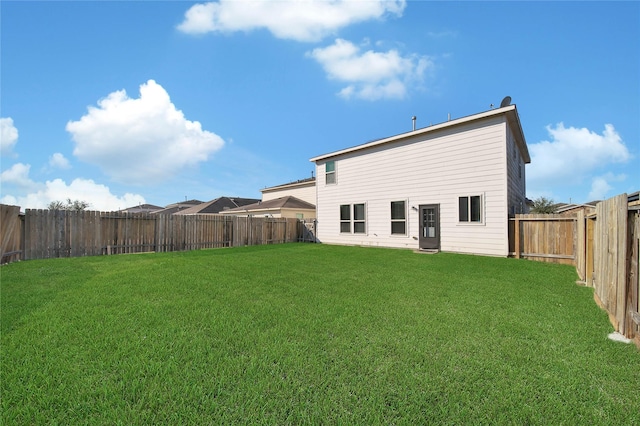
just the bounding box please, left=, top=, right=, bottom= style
left=120, top=203, right=164, bottom=213
left=224, top=196, right=316, bottom=213
left=309, top=104, right=530, bottom=164
left=261, top=177, right=316, bottom=193
left=151, top=199, right=204, bottom=215
left=173, top=197, right=261, bottom=215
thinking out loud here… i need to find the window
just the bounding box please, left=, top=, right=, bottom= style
left=353, top=203, right=366, bottom=234
left=296, top=213, right=304, bottom=219
left=518, top=161, right=522, bottom=179
left=391, top=201, right=406, bottom=235
left=326, top=161, right=336, bottom=184
left=459, top=195, right=482, bottom=223
left=340, top=204, right=350, bottom=233
left=340, top=203, right=366, bottom=234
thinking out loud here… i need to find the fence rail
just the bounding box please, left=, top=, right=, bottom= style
left=1, top=206, right=315, bottom=262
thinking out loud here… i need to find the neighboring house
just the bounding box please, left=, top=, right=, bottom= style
left=553, top=202, right=598, bottom=216
left=261, top=177, right=316, bottom=205
left=173, top=196, right=260, bottom=215
left=309, top=104, right=530, bottom=257
left=120, top=203, right=164, bottom=214
left=223, top=196, right=316, bottom=219
left=152, top=199, right=204, bottom=215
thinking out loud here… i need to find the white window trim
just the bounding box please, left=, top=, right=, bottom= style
left=339, top=203, right=351, bottom=233
left=390, top=199, right=408, bottom=236
left=325, top=161, right=337, bottom=185
left=339, top=202, right=367, bottom=235
left=457, top=193, right=486, bottom=226
left=352, top=202, right=367, bottom=235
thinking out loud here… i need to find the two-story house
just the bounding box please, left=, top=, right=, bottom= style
left=309, top=104, right=530, bottom=256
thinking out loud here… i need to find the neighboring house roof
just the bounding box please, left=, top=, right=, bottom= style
left=173, top=197, right=261, bottom=215
left=224, top=196, right=316, bottom=214
left=120, top=203, right=164, bottom=213
left=152, top=199, right=204, bottom=215
left=261, top=177, right=316, bottom=193
left=553, top=202, right=598, bottom=214
left=309, top=104, right=530, bottom=164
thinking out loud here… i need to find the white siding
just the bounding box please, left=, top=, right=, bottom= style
left=315, top=115, right=512, bottom=256
left=506, top=122, right=528, bottom=214
left=262, top=183, right=316, bottom=205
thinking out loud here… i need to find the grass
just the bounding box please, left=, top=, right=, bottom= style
left=2, top=243, right=639, bottom=424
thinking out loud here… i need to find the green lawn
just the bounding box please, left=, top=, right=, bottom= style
left=2, top=244, right=639, bottom=424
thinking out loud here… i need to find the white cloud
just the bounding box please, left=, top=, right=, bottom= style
left=66, top=80, right=224, bottom=184
left=49, top=153, right=71, bottom=170
left=0, top=176, right=146, bottom=211
left=1, top=117, right=19, bottom=155
left=587, top=173, right=627, bottom=201
left=1, top=163, right=37, bottom=189
left=528, top=123, right=631, bottom=186
left=307, top=38, right=432, bottom=100
left=177, top=0, right=406, bottom=42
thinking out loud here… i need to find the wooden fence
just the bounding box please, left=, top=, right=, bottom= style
left=509, top=213, right=578, bottom=265
left=510, top=193, right=640, bottom=346
left=0, top=206, right=313, bottom=262
left=0, top=205, right=22, bottom=264
left=589, top=194, right=639, bottom=344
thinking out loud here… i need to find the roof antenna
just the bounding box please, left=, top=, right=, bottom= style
left=412, top=116, right=416, bottom=131
left=311, top=170, right=314, bottom=178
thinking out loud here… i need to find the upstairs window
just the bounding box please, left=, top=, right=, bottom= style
left=326, top=161, right=336, bottom=184
left=459, top=195, right=482, bottom=223
left=391, top=201, right=406, bottom=235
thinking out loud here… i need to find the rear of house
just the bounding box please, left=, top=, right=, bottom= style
left=310, top=105, right=530, bottom=256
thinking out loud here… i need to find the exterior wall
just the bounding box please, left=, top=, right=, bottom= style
left=315, top=116, right=513, bottom=256
left=280, top=208, right=316, bottom=219
left=261, top=183, right=316, bottom=205
left=506, top=123, right=528, bottom=215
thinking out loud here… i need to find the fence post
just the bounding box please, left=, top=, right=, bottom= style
left=514, top=216, right=521, bottom=259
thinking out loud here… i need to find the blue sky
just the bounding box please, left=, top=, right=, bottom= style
left=1, top=0, right=638, bottom=211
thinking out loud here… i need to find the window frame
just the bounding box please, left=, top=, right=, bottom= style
left=325, top=160, right=336, bottom=185
left=340, top=204, right=351, bottom=233
left=458, top=194, right=484, bottom=224
left=339, top=203, right=367, bottom=234
left=353, top=203, right=366, bottom=234
left=390, top=200, right=407, bottom=235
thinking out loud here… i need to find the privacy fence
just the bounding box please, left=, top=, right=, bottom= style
left=0, top=207, right=316, bottom=263
left=510, top=193, right=640, bottom=346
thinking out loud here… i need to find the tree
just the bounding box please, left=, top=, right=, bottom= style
left=530, top=196, right=556, bottom=214
left=48, top=199, right=90, bottom=211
